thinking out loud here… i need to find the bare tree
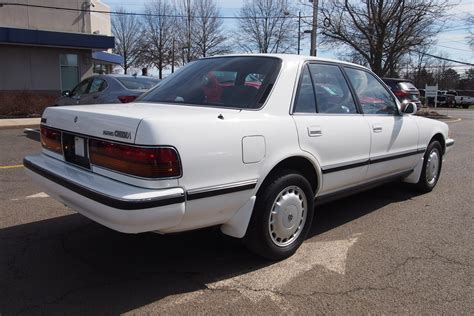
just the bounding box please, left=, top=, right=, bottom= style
left=175, top=0, right=196, bottom=63
left=410, top=46, right=436, bottom=87
left=235, top=0, right=296, bottom=54
left=142, top=0, right=176, bottom=79
left=192, top=0, right=228, bottom=57
left=112, top=7, right=144, bottom=74
left=467, top=14, right=474, bottom=51
left=319, top=0, right=452, bottom=76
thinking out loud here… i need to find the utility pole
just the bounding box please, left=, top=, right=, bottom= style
left=310, top=0, right=319, bottom=56
left=187, top=0, right=191, bottom=62
left=171, top=38, right=175, bottom=73
left=297, top=11, right=301, bottom=55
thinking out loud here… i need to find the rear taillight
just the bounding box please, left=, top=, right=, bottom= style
left=89, top=139, right=181, bottom=178
left=394, top=90, right=409, bottom=98
left=40, top=125, right=62, bottom=154
left=118, top=95, right=137, bottom=103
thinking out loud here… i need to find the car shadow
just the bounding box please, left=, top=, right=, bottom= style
left=309, top=181, right=419, bottom=237
left=0, top=182, right=420, bottom=314
left=22, top=128, right=40, bottom=142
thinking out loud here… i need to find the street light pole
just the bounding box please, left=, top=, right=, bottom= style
left=310, top=0, right=319, bottom=56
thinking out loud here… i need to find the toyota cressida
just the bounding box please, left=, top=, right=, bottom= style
left=24, top=54, right=454, bottom=260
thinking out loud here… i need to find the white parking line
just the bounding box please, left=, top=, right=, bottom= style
left=11, top=192, right=49, bottom=201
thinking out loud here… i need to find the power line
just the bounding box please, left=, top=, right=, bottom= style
left=0, top=2, right=311, bottom=20
left=435, top=44, right=473, bottom=52
left=439, top=26, right=473, bottom=32
left=413, top=51, right=474, bottom=66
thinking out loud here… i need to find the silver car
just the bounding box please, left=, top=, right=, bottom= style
left=56, top=75, right=160, bottom=106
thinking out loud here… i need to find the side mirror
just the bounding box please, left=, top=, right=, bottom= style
left=62, top=90, right=71, bottom=97
left=403, top=102, right=417, bottom=115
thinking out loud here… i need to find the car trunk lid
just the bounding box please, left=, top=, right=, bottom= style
left=42, top=104, right=150, bottom=143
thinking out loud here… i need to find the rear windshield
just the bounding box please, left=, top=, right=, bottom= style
left=138, top=56, right=282, bottom=109
left=116, top=77, right=160, bottom=90
left=399, top=82, right=417, bottom=90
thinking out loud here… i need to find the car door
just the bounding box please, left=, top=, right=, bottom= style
left=292, top=63, right=371, bottom=195
left=78, top=77, right=107, bottom=104
left=343, top=67, right=419, bottom=180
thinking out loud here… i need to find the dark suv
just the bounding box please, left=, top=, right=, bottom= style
left=382, top=78, right=422, bottom=110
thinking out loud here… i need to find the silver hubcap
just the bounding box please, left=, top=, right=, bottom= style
left=426, top=149, right=440, bottom=185
left=268, top=186, right=307, bottom=247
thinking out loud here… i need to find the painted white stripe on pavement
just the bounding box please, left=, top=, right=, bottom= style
left=11, top=192, right=49, bottom=201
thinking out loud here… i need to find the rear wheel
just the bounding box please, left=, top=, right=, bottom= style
left=244, top=170, right=314, bottom=260
left=417, top=140, right=442, bottom=192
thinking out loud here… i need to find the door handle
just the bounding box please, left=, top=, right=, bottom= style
left=93, top=95, right=99, bottom=99
left=307, top=126, right=322, bottom=137
left=372, top=124, right=383, bottom=133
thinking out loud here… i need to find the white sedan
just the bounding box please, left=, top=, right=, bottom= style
left=25, top=54, right=454, bottom=260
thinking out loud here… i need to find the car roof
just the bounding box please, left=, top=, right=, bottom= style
left=88, top=74, right=159, bottom=81
left=199, top=53, right=369, bottom=71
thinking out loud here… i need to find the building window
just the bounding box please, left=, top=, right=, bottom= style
left=93, top=62, right=112, bottom=74
left=60, top=54, right=79, bottom=92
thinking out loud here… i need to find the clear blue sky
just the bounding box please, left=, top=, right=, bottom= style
left=104, top=0, right=473, bottom=69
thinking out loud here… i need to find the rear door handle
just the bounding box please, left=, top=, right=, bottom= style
left=308, top=126, right=322, bottom=137
left=372, top=124, right=383, bottom=133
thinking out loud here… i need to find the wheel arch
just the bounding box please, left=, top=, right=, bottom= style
left=430, top=133, right=446, bottom=154
left=257, top=155, right=321, bottom=197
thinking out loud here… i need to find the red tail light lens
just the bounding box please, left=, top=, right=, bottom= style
left=394, top=90, right=409, bottom=98
left=89, top=139, right=181, bottom=178
left=40, top=126, right=62, bottom=154
left=118, top=95, right=138, bottom=103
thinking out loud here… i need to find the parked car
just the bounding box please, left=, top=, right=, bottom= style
left=25, top=54, right=454, bottom=260
left=437, top=91, right=456, bottom=107
left=382, top=78, right=422, bottom=110
left=56, top=75, right=160, bottom=106
left=444, top=90, right=474, bottom=109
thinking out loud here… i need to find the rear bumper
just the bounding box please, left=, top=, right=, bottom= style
left=24, top=154, right=185, bottom=233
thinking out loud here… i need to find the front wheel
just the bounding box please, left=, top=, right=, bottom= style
left=244, top=170, right=314, bottom=260
left=417, top=140, right=442, bottom=192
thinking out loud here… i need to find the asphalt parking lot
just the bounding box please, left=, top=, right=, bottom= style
left=0, top=112, right=472, bottom=315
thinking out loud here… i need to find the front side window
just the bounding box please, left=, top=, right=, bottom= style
left=71, top=79, right=90, bottom=97
left=139, top=57, right=282, bottom=109
left=345, top=68, right=398, bottom=115
left=308, top=64, right=358, bottom=114
left=89, top=78, right=107, bottom=93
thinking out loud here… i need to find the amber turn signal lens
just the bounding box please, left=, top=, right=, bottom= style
left=40, top=126, right=62, bottom=154
left=89, top=139, right=181, bottom=179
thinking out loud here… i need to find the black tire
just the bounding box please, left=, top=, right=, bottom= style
left=416, top=140, right=442, bottom=193
left=244, top=170, right=314, bottom=260
left=462, top=104, right=469, bottom=109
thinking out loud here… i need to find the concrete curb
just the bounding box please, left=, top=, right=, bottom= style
left=0, top=118, right=41, bottom=130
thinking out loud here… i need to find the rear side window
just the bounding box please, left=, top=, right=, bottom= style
left=308, top=64, right=358, bottom=114
left=139, top=56, right=281, bottom=109
left=345, top=68, right=398, bottom=115
left=293, top=65, right=316, bottom=113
